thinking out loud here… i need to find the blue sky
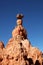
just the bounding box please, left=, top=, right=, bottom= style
left=0, top=0, right=43, bottom=52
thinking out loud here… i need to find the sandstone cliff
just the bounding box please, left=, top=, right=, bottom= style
left=0, top=14, right=43, bottom=65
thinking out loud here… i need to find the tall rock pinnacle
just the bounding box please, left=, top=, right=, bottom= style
left=12, top=14, right=27, bottom=40
left=0, top=14, right=43, bottom=65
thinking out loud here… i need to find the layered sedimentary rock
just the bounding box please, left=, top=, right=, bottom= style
left=0, top=14, right=43, bottom=65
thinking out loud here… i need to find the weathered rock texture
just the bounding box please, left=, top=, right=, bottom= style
left=0, top=14, right=43, bottom=65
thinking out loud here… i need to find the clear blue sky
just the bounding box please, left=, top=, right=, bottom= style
left=0, top=0, right=43, bottom=52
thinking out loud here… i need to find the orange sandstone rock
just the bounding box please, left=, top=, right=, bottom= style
left=0, top=14, right=42, bottom=65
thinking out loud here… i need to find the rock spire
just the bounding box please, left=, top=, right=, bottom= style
left=0, top=14, right=43, bottom=65
left=12, top=14, right=27, bottom=40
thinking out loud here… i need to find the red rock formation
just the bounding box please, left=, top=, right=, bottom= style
left=0, top=14, right=43, bottom=65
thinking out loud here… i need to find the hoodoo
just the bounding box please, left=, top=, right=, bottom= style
left=0, top=14, right=43, bottom=65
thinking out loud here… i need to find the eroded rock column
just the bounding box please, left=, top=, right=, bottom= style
left=12, top=14, right=27, bottom=40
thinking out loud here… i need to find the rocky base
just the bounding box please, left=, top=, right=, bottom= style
left=0, top=39, right=43, bottom=65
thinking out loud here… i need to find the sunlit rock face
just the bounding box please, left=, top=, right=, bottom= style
left=0, top=14, right=43, bottom=65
